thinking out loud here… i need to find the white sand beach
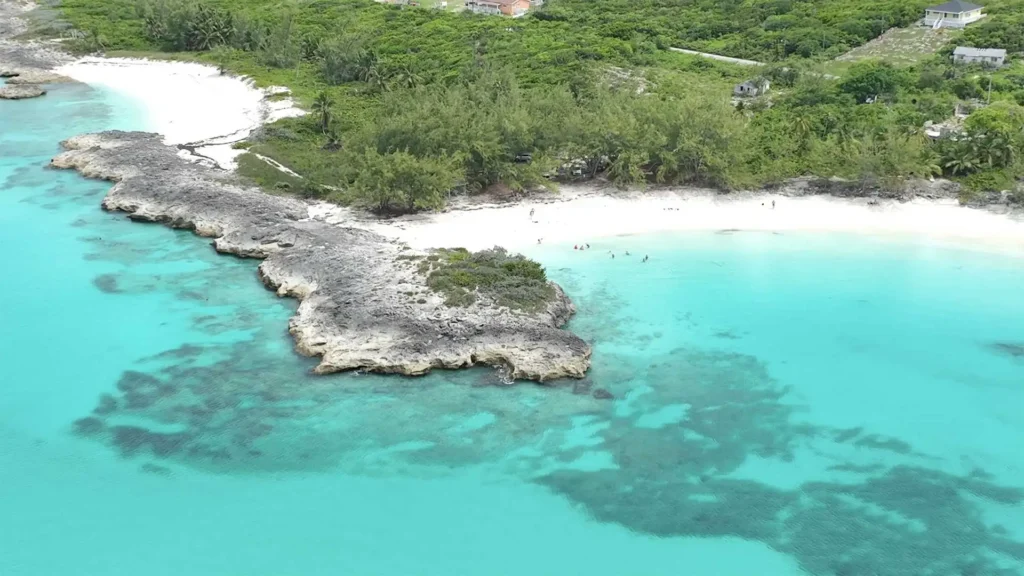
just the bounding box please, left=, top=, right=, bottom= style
left=55, top=57, right=303, bottom=169
left=46, top=56, right=1024, bottom=255
left=312, top=185, right=1024, bottom=255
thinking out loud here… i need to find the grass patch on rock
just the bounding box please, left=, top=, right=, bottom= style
left=236, top=152, right=304, bottom=194
left=421, top=248, right=554, bottom=312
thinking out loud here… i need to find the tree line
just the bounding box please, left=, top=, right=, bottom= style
left=59, top=0, right=1024, bottom=210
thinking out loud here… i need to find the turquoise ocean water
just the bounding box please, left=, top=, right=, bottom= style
left=1, top=81, right=1022, bottom=575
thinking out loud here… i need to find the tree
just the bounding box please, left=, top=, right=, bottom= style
left=87, top=27, right=106, bottom=52
left=792, top=114, right=815, bottom=153
left=388, top=65, right=423, bottom=91
left=362, top=63, right=386, bottom=92
left=964, top=100, right=1024, bottom=139
left=257, top=11, right=299, bottom=68
left=209, top=45, right=233, bottom=75
left=838, top=61, right=911, bottom=104
left=312, top=91, right=335, bottom=135
left=856, top=126, right=937, bottom=189
left=343, top=148, right=462, bottom=213
left=944, top=147, right=981, bottom=175
left=317, top=35, right=371, bottom=85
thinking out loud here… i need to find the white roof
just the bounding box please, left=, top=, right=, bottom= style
left=953, top=46, right=1006, bottom=58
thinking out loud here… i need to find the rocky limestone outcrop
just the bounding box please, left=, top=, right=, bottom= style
left=51, top=131, right=592, bottom=382
left=0, top=83, right=44, bottom=98
left=773, top=176, right=961, bottom=201
left=1, top=0, right=74, bottom=71
left=0, top=67, right=70, bottom=84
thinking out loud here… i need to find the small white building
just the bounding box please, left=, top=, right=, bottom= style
left=924, top=0, right=985, bottom=28
left=465, top=0, right=530, bottom=16
left=952, top=46, right=1006, bottom=67
left=733, top=79, right=769, bottom=98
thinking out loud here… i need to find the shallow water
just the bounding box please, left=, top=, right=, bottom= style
left=1, top=82, right=1022, bottom=575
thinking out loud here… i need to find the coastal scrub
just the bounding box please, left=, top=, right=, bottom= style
left=421, top=248, right=554, bottom=311
left=52, top=0, right=1024, bottom=203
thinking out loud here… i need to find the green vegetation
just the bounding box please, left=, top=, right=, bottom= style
left=544, top=0, right=932, bottom=61
left=960, top=0, right=1024, bottom=54
left=827, top=26, right=959, bottom=76
left=419, top=248, right=554, bottom=310
left=53, top=0, right=1024, bottom=206
left=234, top=152, right=304, bottom=192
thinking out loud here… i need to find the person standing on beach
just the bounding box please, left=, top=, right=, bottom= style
left=772, top=200, right=775, bottom=209
left=529, top=208, right=535, bottom=219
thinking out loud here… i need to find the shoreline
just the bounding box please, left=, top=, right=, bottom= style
left=3, top=0, right=1023, bottom=257
left=51, top=131, right=591, bottom=382
left=4, top=1, right=593, bottom=384
left=314, top=185, right=1024, bottom=256
left=1, top=0, right=302, bottom=171
left=54, top=56, right=304, bottom=170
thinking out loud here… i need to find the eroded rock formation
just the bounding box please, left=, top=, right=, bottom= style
left=52, top=131, right=592, bottom=382
left=0, top=83, right=44, bottom=98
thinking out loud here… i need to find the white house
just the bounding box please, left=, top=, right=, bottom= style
left=465, top=0, right=530, bottom=16
left=924, top=0, right=986, bottom=28
left=953, top=46, right=1006, bottom=67
left=733, top=79, right=769, bottom=98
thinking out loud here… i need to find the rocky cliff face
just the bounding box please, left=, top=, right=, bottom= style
left=52, top=131, right=592, bottom=382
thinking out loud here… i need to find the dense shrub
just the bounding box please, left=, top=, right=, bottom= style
left=422, top=248, right=554, bottom=311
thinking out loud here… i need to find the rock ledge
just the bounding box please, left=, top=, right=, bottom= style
left=52, top=131, right=592, bottom=382
left=0, top=83, right=44, bottom=99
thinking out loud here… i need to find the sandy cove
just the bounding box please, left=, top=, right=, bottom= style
left=4, top=0, right=1023, bottom=383
left=3, top=0, right=1022, bottom=257
left=3, top=8, right=590, bottom=383
left=54, top=57, right=304, bottom=169
left=314, top=185, right=1024, bottom=255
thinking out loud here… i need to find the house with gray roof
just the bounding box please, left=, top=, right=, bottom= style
left=733, top=79, right=769, bottom=98
left=952, top=46, right=1006, bottom=67
left=924, top=1, right=986, bottom=28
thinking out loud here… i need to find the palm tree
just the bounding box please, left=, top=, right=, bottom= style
left=792, top=115, right=814, bottom=153
left=363, top=64, right=388, bottom=92
left=390, top=65, right=422, bottom=90
left=87, top=28, right=106, bottom=53
left=944, top=144, right=979, bottom=175
left=312, top=91, right=335, bottom=135
left=189, top=5, right=227, bottom=51
left=835, top=123, right=859, bottom=153
left=979, top=135, right=1015, bottom=168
